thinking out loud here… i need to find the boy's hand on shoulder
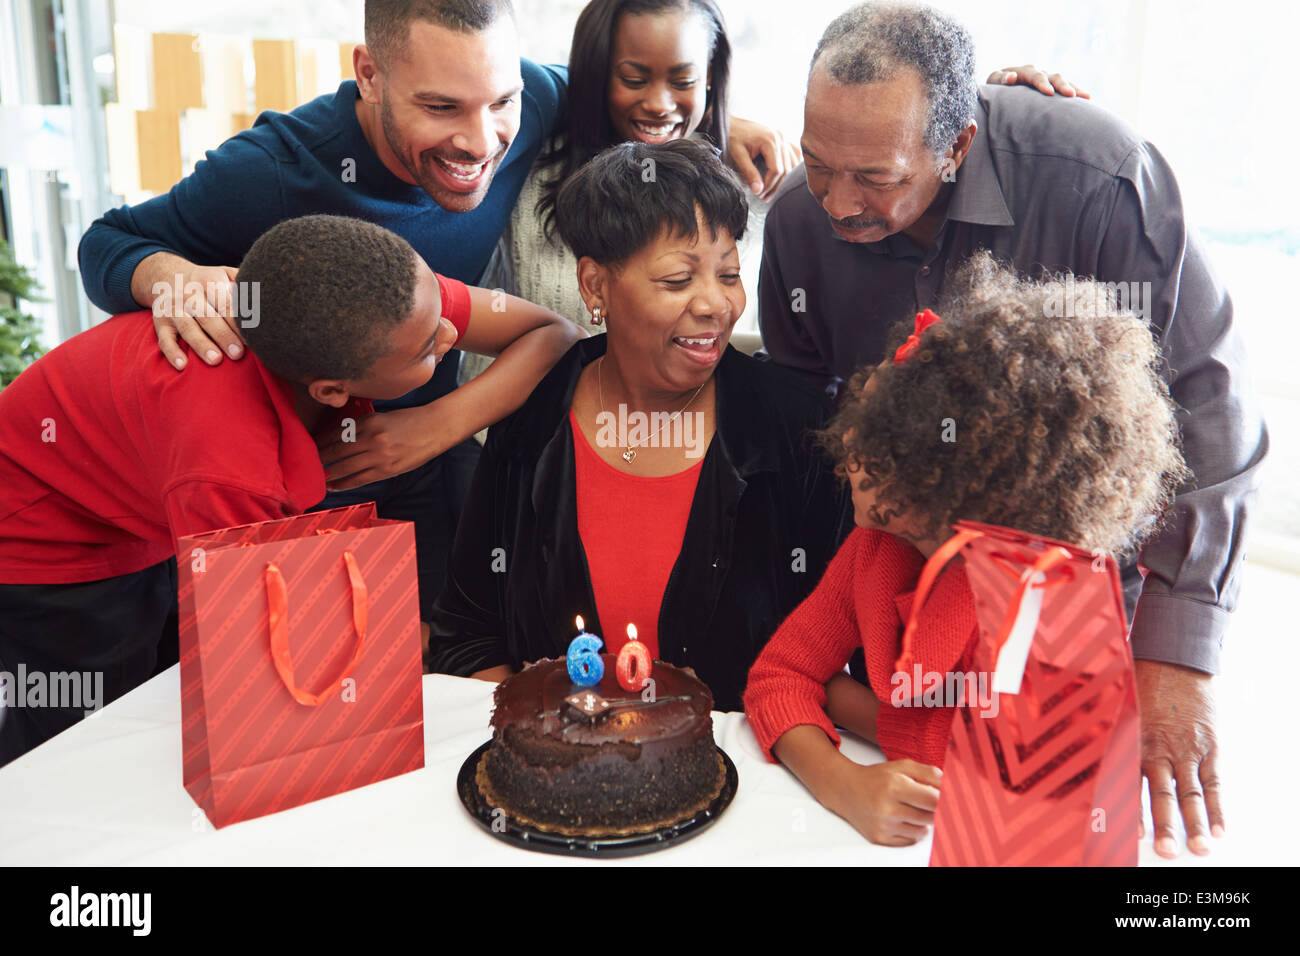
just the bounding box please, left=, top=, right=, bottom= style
left=827, top=758, right=942, bottom=846
left=318, top=406, right=441, bottom=491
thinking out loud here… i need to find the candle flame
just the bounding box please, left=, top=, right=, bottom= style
left=575, top=615, right=585, bottom=632
left=627, top=623, right=638, bottom=641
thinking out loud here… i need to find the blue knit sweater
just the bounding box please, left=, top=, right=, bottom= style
left=77, top=59, right=566, bottom=408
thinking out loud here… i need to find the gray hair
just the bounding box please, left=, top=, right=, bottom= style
left=809, top=2, right=977, bottom=158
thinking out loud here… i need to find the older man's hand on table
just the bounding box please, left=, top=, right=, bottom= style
left=1136, top=659, right=1223, bottom=858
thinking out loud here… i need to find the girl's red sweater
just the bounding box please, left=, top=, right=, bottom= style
left=744, top=526, right=980, bottom=767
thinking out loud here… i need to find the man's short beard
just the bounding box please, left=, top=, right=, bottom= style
left=377, top=94, right=501, bottom=212
left=379, top=95, right=424, bottom=185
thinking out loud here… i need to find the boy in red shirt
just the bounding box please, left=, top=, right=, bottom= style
left=744, top=253, right=1189, bottom=846
left=0, top=214, right=577, bottom=766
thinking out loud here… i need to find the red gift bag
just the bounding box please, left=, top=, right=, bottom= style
left=897, top=520, right=1139, bottom=866
left=178, top=503, right=424, bottom=828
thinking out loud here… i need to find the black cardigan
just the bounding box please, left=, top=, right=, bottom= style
left=427, top=335, right=851, bottom=712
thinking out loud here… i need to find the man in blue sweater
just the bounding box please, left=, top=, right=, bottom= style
left=79, top=1, right=563, bottom=630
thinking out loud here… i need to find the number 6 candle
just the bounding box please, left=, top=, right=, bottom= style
left=616, top=623, right=652, bottom=692
left=567, top=615, right=604, bottom=686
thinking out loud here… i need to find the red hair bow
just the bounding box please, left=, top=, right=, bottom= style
left=893, top=308, right=942, bottom=365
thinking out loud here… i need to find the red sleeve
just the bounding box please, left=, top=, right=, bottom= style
left=435, top=273, right=472, bottom=339
left=163, top=479, right=294, bottom=549
left=743, top=527, right=874, bottom=762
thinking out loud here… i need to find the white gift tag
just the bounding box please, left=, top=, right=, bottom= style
left=991, top=570, right=1045, bottom=696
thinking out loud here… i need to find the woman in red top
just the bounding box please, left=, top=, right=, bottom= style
left=744, top=252, right=1189, bottom=846
left=428, top=138, right=848, bottom=711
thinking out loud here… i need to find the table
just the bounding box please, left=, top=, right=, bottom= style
left=0, top=644, right=1277, bottom=866
left=0, top=668, right=924, bottom=865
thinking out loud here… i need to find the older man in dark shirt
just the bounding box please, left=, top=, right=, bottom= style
left=758, top=2, right=1267, bottom=858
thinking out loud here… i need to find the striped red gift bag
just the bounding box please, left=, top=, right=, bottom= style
left=897, top=520, right=1139, bottom=866
left=178, top=503, right=424, bottom=828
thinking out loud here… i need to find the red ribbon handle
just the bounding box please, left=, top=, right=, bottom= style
left=988, top=546, right=1073, bottom=661
left=895, top=530, right=1079, bottom=680
left=895, top=528, right=983, bottom=673
left=265, top=550, right=368, bottom=707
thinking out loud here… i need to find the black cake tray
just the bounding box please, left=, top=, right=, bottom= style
left=457, top=740, right=739, bottom=858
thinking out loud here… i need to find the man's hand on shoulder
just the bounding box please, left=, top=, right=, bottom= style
left=133, top=251, right=245, bottom=370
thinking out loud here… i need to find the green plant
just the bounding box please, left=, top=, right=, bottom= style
left=0, top=238, right=46, bottom=388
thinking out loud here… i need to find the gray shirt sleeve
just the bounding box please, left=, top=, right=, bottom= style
left=1097, top=142, right=1268, bottom=674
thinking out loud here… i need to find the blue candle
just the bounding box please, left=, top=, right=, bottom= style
left=567, top=615, right=605, bottom=686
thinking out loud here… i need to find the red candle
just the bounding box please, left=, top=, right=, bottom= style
left=616, top=623, right=652, bottom=692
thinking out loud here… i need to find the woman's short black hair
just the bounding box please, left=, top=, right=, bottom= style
left=538, top=0, right=732, bottom=237
left=237, top=215, right=417, bottom=381
left=554, top=138, right=748, bottom=266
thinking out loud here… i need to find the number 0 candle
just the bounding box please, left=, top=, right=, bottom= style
left=616, top=623, right=652, bottom=692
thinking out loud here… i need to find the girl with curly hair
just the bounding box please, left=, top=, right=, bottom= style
left=743, top=251, right=1189, bottom=846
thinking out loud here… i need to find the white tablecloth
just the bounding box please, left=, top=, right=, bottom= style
left=0, top=655, right=1271, bottom=866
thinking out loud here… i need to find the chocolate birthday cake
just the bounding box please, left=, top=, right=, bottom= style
left=477, top=654, right=724, bottom=836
